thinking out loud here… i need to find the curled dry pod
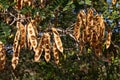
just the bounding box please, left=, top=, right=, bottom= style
left=34, top=33, right=45, bottom=62
left=0, top=41, right=6, bottom=70
left=27, top=21, right=38, bottom=51
left=20, top=23, right=26, bottom=48
left=12, top=45, right=21, bottom=69
left=53, top=43, right=59, bottom=64
left=52, top=27, right=63, bottom=53
left=106, top=29, right=112, bottom=49
left=44, top=33, right=51, bottom=62
left=15, top=0, right=23, bottom=10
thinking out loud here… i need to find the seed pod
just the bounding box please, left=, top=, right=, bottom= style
left=12, top=45, right=21, bottom=69
left=79, top=10, right=86, bottom=29
left=27, top=21, right=38, bottom=51
left=0, top=41, right=6, bottom=70
left=20, top=23, right=26, bottom=48
left=44, top=33, right=51, bottom=62
left=15, top=0, right=23, bottom=10
left=112, top=0, right=116, bottom=5
left=73, top=13, right=82, bottom=41
left=34, top=33, right=45, bottom=62
left=31, top=20, right=38, bottom=36
left=52, top=27, right=63, bottom=53
left=53, top=43, right=59, bottom=64
left=13, top=28, right=20, bottom=52
left=106, top=29, right=112, bottom=49
left=90, top=30, right=98, bottom=47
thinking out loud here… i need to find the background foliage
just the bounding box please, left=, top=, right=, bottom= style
left=0, top=0, right=120, bottom=80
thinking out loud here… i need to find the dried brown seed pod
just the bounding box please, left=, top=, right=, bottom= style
left=0, top=41, right=6, bottom=70
left=15, top=0, right=23, bottom=10
left=20, top=23, right=26, bottom=48
left=53, top=43, right=59, bottom=64
left=44, top=33, right=51, bottom=62
left=13, top=28, right=20, bottom=52
left=106, top=29, right=112, bottom=49
left=12, top=45, right=21, bottom=69
left=52, top=27, right=63, bottom=53
left=112, top=0, right=117, bottom=5
left=34, top=33, right=45, bottom=62
left=27, top=21, right=38, bottom=51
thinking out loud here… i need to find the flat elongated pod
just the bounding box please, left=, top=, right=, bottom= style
left=106, top=30, right=112, bottom=49
left=20, top=23, right=26, bottom=48
left=52, top=27, right=63, bottom=53
left=13, top=28, right=20, bottom=52
left=53, top=43, right=59, bottom=64
left=12, top=45, right=21, bottom=69
left=73, top=21, right=81, bottom=41
left=27, top=22, right=38, bottom=51
left=34, top=34, right=45, bottom=62
left=31, top=20, right=38, bottom=36
left=0, top=41, right=6, bottom=70
left=90, top=30, right=98, bottom=47
left=44, top=33, right=51, bottom=62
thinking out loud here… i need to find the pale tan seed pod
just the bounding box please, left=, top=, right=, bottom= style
left=19, top=23, right=26, bottom=48
left=52, top=27, right=63, bottom=53
left=106, top=29, right=112, bottom=49
left=12, top=45, right=21, bottom=69
left=13, top=28, right=21, bottom=52
left=44, top=33, right=51, bottom=62
left=31, top=20, right=38, bottom=36
left=99, top=15, right=105, bottom=39
left=53, top=43, right=59, bottom=64
left=0, top=41, right=6, bottom=70
left=90, top=30, right=98, bottom=47
left=73, top=22, right=81, bottom=41
left=73, top=11, right=82, bottom=41
left=34, top=33, right=45, bottom=62
left=15, top=0, right=23, bottom=10
left=79, top=10, right=86, bottom=29
left=112, top=0, right=117, bottom=5
left=27, top=21, right=38, bottom=51
left=87, top=8, right=94, bottom=25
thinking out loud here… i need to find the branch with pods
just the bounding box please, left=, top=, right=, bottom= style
left=0, top=0, right=114, bottom=70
